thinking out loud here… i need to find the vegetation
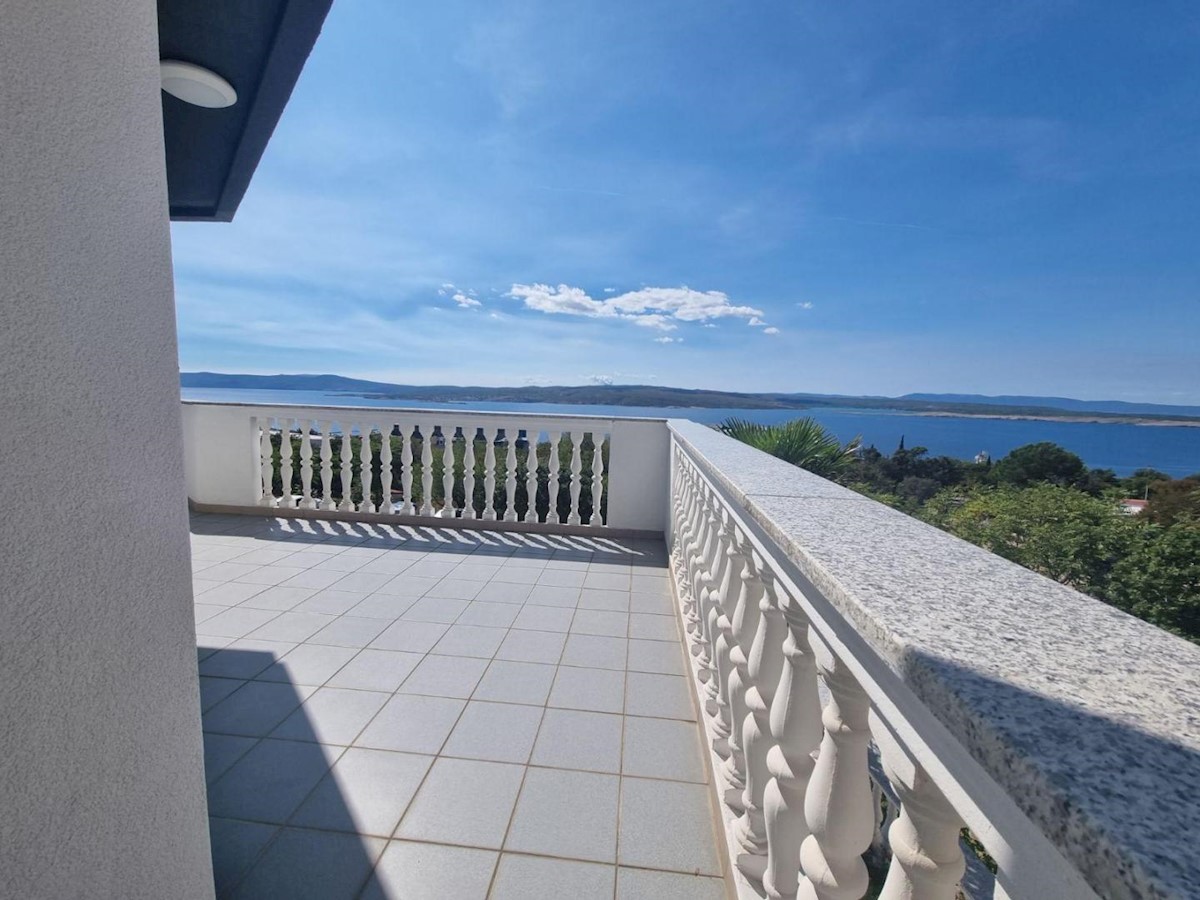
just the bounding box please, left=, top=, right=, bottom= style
left=717, top=417, right=861, bottom=479
left=723, top=418, right=1200, bottom=643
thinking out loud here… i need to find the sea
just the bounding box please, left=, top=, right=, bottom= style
left=182, top=388, right=1200, bottom=478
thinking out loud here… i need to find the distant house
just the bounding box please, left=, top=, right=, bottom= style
left=1120, top=498, right=1149, bottom=515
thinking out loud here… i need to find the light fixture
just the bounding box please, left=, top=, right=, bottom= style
left=160, top=60, right=237, bottom=109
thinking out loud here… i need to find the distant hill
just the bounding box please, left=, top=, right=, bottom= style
left=900, top=393, right=1200, bottom=418
left=181, top=372, right=404, bottom=393
left=180, top=373, right=1200, bottom=423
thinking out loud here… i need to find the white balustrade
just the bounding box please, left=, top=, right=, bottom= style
left=797, top=652, right=875, bottom=900
left=278, top=418, right=294, bottom=509
left=590, top=433, right=606, bottom=525
left=523, top=429, right=539, bottom=522
left=191, top=403, right=618, bottom=531
left=319, top=422, right=334, bottom=510
left=719, top=530, right=763, bottom=813
left=336, top=427, right=352, bottom=512
left=416, top=426, right=432, bottom=516
left=358, top=425, right=374, bottom=513
left=669, top=442, right=984, bottom=900
left=709, top=518, right=744, bottom=754
left=568, top=431, right=583, bottom=525
left=441, top=427, right=454, bottom=518
left=761, top=581, right=823, bottom=899
left=504, top=429, right=518, bottom=522
left=257, top=417, right=273, bottom=506
left=399, top=426, right=414, bottom=515
left=379, top=423, right=394, bottom=515
left=547, top=431, right=562, bottom=523
left=299, top=419, right=314, bottom=509
left=877, top=757, right=965, bottom=900
left=464, top=428, right=477, bottom=519
left=482, top=426, right=497, bottom=521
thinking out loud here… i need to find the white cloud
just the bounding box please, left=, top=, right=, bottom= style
left=603, top=287, right=617, bottom=293
left=453, top=292, right=482, bottom=309
left=796, top=301, right=814, bottom=310
left=630, top=314, right=677, bottom=331
left=748, top=317, right=767, bottom=327
left=654, top=336, right=683, bottom=344
left=763, top=327, right=781, bottom=335
left=505, top=283, right=768, bottom=332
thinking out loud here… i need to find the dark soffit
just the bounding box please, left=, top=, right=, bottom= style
left=159, top=0, right=333, bottom=221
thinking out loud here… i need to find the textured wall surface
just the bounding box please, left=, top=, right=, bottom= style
left=0, top=2, right=215, bottom=898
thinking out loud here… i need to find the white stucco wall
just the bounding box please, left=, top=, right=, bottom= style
left=0, top=3, right=215, bottom=898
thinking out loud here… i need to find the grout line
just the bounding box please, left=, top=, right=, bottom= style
left=193, top=514, right=689, bottom=894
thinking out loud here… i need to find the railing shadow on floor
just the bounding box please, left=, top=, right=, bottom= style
left=191, top=513, right=669, bottom=568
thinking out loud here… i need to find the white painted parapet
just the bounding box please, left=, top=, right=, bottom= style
left=667, top=418, right=1200, bottom=900
left=182, top=401, right=669, bottom=534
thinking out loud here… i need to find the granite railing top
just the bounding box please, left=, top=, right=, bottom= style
left=668, top=419, right=1200, bottom=900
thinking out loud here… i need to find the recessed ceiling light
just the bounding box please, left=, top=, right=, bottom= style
left=160, top=60, right=237, bottom=109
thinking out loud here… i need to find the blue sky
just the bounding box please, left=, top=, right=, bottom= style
left=171, top=0, right=1200, bottom=402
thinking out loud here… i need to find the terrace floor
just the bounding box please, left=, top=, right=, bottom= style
left=191, top=513, right=730, bottom=899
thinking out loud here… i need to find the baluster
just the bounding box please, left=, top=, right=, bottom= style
left=481, top=426, right=497, bottom=520
left=686, top=486, right=719, bottom=642
left=733, top=563, right=789, bottom=881
left=590, top=431, right=607, bottom=526
left=568, top=431, right=583, bottom=525
left=319, top=422, right=334, bottom=510
left=297, top=419, right=314, bottom=508
left=761, top=587, right=824, bottom=900
left=463, top=427, right=477, bottom=518
left=523, top=429, right=539, bottom=522
left=420, top=425, right=434, bottom=516
left=379, top=421, right=394, bottom=515
left=338, top=426, right=355, bottom=512
left=695, top=509, right=731, bottom=743
left=547, top=431, right=563, bottom=522
left=279, top=418, right=295, bottom=509
left=719, top=531, right=763, bottom=811
left=877, top=757, right=965, bottom=900
left=350, top=424, right=369, bottom=511
left=675, top=461, right=701, bottom=590
left=709, top=519, right=746, bottom=755
left=441, top=426, right=455, bottom=518
left=399, top=425, right=414, bottom=516
left=797, top=652, right=875, bottom=900
left=258, top=417, right=274, bottom=506
left=504, top=427, right=519, bottom=521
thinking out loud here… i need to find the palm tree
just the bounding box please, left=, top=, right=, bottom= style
left=717, top=417, right=861, bottom=480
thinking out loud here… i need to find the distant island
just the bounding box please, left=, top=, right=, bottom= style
left=180, top=372, right=1200, bottom=426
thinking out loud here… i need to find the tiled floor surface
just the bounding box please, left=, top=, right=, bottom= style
left=192, top=513, right=730, bottom=899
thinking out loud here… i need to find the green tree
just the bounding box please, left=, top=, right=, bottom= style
left=1146, top=477, right=1200, bottom=526
left=1108, top=521, right=1200, bottom=641
left=991, top=442, right=1087, bottom=487
left=1122, top=467, right=1170, bottom=499
left=923, top=484, right=1132, bottom=596
left=718, top=417, right=860, bottom=479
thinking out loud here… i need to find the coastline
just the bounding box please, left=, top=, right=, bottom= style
left=915, top=410, right=1200, bottom=428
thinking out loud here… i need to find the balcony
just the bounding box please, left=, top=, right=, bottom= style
left=184, top=401, right=1200, bottom=900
